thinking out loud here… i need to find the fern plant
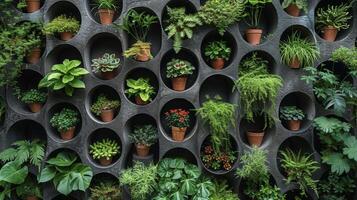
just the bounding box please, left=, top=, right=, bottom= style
left=210, top=180, right=240, bottom=200
left=316, top=3, right=352, bottom=31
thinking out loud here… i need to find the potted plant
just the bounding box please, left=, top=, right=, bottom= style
left=204, top=40, right=232, bottom=70
left=129, top=124, right=157, bottom=157
left=50, top=108, right=80, bottom=140
left=19, top=88, right=47, bottom=113
left=280, top=32, right=320, bottom=69
left=92, top=53, right=121, bottom=80
left=43, top=15, right=80, bottom=41
left=94, top=0, right=118, bottom=25
left=115, top=10, right=158, bottom=61
left=17, top=0, right=41, bottom=13
left=164, top=7, right=202, bottom=53
left=280, top=106, right=305, bottom=131
left=282, top=0, right=308, bottom=17
left=89, top=138, right=120, bottom=166
left=316, top=3, right=352, bottom=42
left=90, top=181, right=121, bottom=200
left=125, top=78, right=156, bottom=105
left=90, top=94, right=120, bottom=122
left=16, top=177, right=42, bottom=200
left=165, top=109, right=190, bottom=141
left=235, top=53, right=283, bottom=147
left=39, top=59, right=89, bottom=96
left=166, top=59, right=195, bottom=91
left=198, top=0, right=246, bottom=35
left=243, top=0, right=272, bottom=45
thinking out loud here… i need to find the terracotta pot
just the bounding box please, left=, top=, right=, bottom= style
left=135, top=144, right=150, bottom=157
left=28, top=103, right=42, bottom=113
left=246, top=131, right=265, bottom=147
left=289, top=57, right=300, bottom=69
left=135, top=46, right=151, bottom=62
left=211, top=58, right=225, bottom=70
left=172, top=127, right=187, bottom=141
left=99, top=157, right=113, bottom=166
left=60, top=32, right=74, bottom=41
left=171, top=76, right=187, bottom=91
left=100, top=109, right=114, bottom=122
left=322, top=26, right=338, bottom=42
left=60, top=127, right=75, bottom=140
left=26, top=0, right=40, bottom=13
left=26, top=47, right=41, bottom=64
left=98, top=9, right=115, bottom=25
left=285, top=4, right=300, bottom=17
left=26, top=196, right=38, bottom=200
left=287, top=120, right=301, bottom=131
left=101, top=69, right=117, bottom=80
left=245, top=28, right=263, bottom=45
left=135, top=96, right=148, bottom=105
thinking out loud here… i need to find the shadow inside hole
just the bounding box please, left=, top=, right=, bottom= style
left=88, top=0, right=122, bottom=24
left=90, top=173, right=119, bottom=186
left=280, top=25, right=316, bottom=42
left=46, top=44, right=83, bottom=69
left=162, top=147, right=197, bottom=165
left=239, top=50, right=277, bottom=74
left=199, top=75, right=234, bottom=105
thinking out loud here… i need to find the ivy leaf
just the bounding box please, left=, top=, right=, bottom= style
left=343, top=136, right=357, bottom=161
left=322, top=152, right=351, bottom=175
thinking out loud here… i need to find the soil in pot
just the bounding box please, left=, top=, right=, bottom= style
left=60, top=32, right=74, bottom=41
left=135, top=96, right=149, bottom=105
left=101, top=69, right=117, bottom=80
left=246, top=131, right=264, bottom=147
left=287, top=120, right=301, bottom=131
left=26, top=0, right=40, bottom=13
left=26, top=47, right=41, bottom=64
left=285, top=4, right=300, bottom=17
left=100, top=109, right=114, bottom=122
left=289, top=57, right=300, bottom=69
left=28, top=103, right=42, bottom=113
left=60, top=127, right=75, bottom=140
left=135, top=46, right=152, bottom=62
left=171, top=76, right=187, bottom=91
left=171, top=126, right=187, bottom=141
left=99, top=157, right=113, bottom=166
left=135, top=144, right=150, bottom=157
left=98, top=9, right=115, bottom=25
left=322, top=26, right=338, bottom=42
left=211, top=58, right=225, bottom=70
left=26, top=196, right=38, bottom=200
left=245, top=28, right=263, bottom=45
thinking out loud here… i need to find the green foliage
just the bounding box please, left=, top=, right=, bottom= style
left=166, top=59, right=195, bottom=78
left=153, top=158, right=214, bottom=200
left=204, top=40, right=232, bottom=60
left=38, top=152, right=93, bottom=195
left=164, top=7, right=202, bottom=53
left=201, top=144, right=236, bottom=171
left=210, top=180, right=239, bottom=200
left=16, top=0, right=27, bottom=10
left=120, top=162, right=157, bottom=200
left=165, top=109, right=190, bottom=128
left=313, top=116, right=357, bottom=175
left=89, top=139, right=120, bottom=160
left=0, top=161, right=28, bottom=185
left=198, top=0, right=246, bottom=35
left=280, top=32, right=320, bottom=68
left=125, top=78, right=156, bottom=102
left=94, top=0, right=118, bottom=10
left=19, top=88, right=47, bottom=104
left=123, top=41, right=152, bottom=59
left=90, top=180, right=122, bottom=200
left=254, top=185, right=286, bottom=200
left=279, top=106, right=305, bottom=121
left=280, top=149, right=319, bottom=197
left=331, top=47, right=357, bottom=72
left=43, top=15, right=80, bottom=35
left=50, top=108, right=80, bottom=133
left=16, top=176, right=42, bottom=199
left=129, top=124, right=157, bottom=146
left=282, top=0, right=308, bottom=12
left=90, top=94, right=120, bottom=116
left=39, top=59, right=89, bottom=96
left=243, top=0, right=272, bottom=28
left=316, top=3, right=352, bottom=31
left=92, top=53, right=121, bottom=73
left=318, top=173, right=355, bottom=200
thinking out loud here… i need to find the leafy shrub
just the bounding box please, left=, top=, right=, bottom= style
left=204, top=40, right=231, bottom=61
left=280, top=32, right=320, bottom=68
left=94, top=0, right=118, bottom=10
left=43, top=15, right=80, bottom=35
left=243, top=0, right=272, bottom=28
left=125, top=78, right=156, bottom=102
left=16, top=177, right=42, bottom=199
left=92, top=53, right=121, bottom=73
left=50, top=108, right=80, bottom=133
left=120, top=162, right=157, bottom=200
left=282, top=0, right=308, bottom=13
left=90, top=94, right=120, bottom=116
left=280, top=106, right=305, bottom=121
left=330, top=47, right=357, bottom=72
left=129, top=124, right=157, bottom=146
left=19, top=89, right=47, bottom=104
left=38, top=152, right=93, bottom=195
left=90, top=181, right=122, bottom=200
left=90, top=139, right=120, bottom=160
left=318, top=173, right=355, bottom=200
left=165, top=109, right=190, bottom=128
left=316, top=3, right=352, bottom=31
left=39, top=59, right=89, bottom=96
left=166, top=59, right=195, bottom=78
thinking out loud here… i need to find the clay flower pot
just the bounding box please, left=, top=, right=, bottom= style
left=100, top=109, right=114, bottom=122
left=99, top=157, right=113, bottom=166
left=246, top=131, right=265, bottom=147
left=289, top=57, right=300, bottom=69
left=98, top=9, right=115, bottom=25
left=172, top=127, right=187, bottom=141
left=135, top=46, right=152, bottom=62
left=60, top=32, right=74, bottom=41
left=25, top=0, right=40, bottom=13
left=26, top=47, right=41, bottom=64
left=245, top=28, right=263, bottom=45
left=287, top=120, right=301, bottom=131
left=101, top=69, right=117, bottom=80
left=60, top=127, right=75, bottom=140
left=171, top=76, right=187, bottom=91
left=211, top=58, right=225, bottom=70
left=285, top=4, right=300, bottom=17
left=322, top=26, right=338, bottom=42
left=26, top=196, right=38, bottom=200
left=135, top=96, right=148, bottom=105
left=135, top=144, right=150, bottom=157
left=28, top=103, right=42, bottom=113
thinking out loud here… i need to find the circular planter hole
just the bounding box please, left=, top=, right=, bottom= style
left=5, top=119, right=47, bottom=146
left=199, top=75, right=234, bottom=105
left=162, top=147, right=198, bottom=165
left=46, top=44, right=83, bottom=70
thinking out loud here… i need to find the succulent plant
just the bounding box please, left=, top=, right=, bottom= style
left=92, top=53, right=121, bottom=73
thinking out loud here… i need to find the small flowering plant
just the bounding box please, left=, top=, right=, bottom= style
left=201, top=144, right=236, bottom=171
left=165, top=109, right=190, bottom=128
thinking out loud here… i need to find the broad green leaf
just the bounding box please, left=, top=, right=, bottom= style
left=171, top=191, right=184, bottom=200
left=69, top=68, right=89, bottom=76
left=322, top=152, right=350, bottom=175
left=53, top=81, right=65, bottom=90
left=0, top=161, right=28, bottom=184
left=38, top=166, right=56, bottom=183
left=62, top=74, right=74, bottom=84
left=343, top=136, right=357, bottom=161
left=46, top=152, right=77, bottom=167
left=69, top=79, right=85, bottom=88
left=48, top=72, right=62, bottom=80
